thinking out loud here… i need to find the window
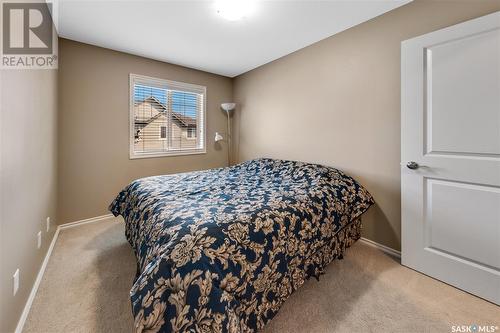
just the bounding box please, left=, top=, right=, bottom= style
left=160, top=126, right=167, bottom=140
left=187, top=127, right=196, bottom=139
left=130, top=74, right=206, bottom=159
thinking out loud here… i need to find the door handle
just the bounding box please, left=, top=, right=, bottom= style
left=406, top=161, right=419, bottom=170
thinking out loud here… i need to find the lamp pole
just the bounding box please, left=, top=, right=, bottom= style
left=226, top=110, right=231, bottom=166
left=220, top=103, right=236, bottom=167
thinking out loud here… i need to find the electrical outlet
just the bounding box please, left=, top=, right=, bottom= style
left=13, top=269, right=19, bottom=296
left=37, top=231, right=42, bottom=249
left=46, top=217, right=50, bottom=232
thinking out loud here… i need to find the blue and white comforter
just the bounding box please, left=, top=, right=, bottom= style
left=110, top=158, right=374, bottom=333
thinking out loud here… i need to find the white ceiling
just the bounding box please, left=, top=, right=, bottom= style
left=55, top=0, right=411, bottom=77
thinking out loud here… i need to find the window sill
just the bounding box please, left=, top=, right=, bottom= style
left=129, top=149, right=206, bottom=159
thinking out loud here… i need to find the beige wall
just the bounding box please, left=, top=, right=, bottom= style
left=233, top=0, right=500, bottom=251
left=58, top=39, right=232, bottom=224
left=0, top=68, right=58, bottom=332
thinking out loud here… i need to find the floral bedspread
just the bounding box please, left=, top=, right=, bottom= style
left=110, top=158, right=374, bottom=333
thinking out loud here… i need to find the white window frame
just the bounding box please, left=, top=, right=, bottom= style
left=129, top=73, right=207, bottom=159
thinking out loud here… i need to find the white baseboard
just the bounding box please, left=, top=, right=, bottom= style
left=14, top=227, right=60, bottom=333
left=59, top=213, right=114, bottom=230
left=360, top=237, right=401, bottom=259
left=14, top=213, right=114, bottom=333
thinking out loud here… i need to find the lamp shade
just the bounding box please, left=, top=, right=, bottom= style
left=215, top=132, right=224, bottom=142
left=221, top=103, right=236, bottom=112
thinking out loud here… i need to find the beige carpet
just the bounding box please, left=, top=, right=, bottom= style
left=24, top=218, right=499, bottom=333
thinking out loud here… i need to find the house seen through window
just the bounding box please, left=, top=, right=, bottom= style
left=130, top=74, right=206, bottom=158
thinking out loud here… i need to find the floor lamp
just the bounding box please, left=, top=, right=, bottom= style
left=219, top=102, right=236, bottom=166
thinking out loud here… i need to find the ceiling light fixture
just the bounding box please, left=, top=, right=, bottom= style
left=215, top=0, right=256, bottom=21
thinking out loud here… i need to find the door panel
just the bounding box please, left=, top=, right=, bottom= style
left=427, top=29, right=500, bottom=155
left=425, top=178, right=500, bottom=269
left=402, top=11, right=500, bottom=305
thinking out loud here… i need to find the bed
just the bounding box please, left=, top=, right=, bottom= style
left=110, top=158, right=374, bottom=333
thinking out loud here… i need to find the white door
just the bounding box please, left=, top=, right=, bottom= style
left=401, top=11, right=500, bottom=305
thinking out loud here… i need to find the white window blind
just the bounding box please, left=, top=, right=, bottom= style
left=129, top=74, right=206, bottom=159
